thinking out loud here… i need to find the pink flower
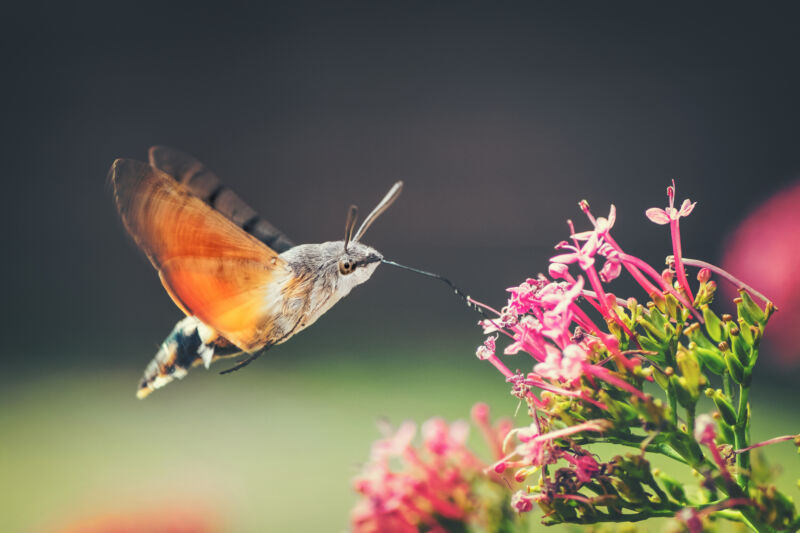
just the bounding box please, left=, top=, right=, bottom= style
left=533, top=344, right=587, bottom=383
left=645, top=181, right=696, bottom=225
left=574, top=204, right=617, bottom=240
left=510, top=491, right=535, bottom=513
left=352, top=409, right=523, bottom=532
left=694, top=414, right=716, bottom=445
left=597, top=243, right=622, bottom=282
left=676, top=508, right=704, bottom=533
left=645, top=180, right=696, bottom=301
left=551, top=232, right=600, bottom=270
left=548, top=262, right=570, bottom=279
left=574, top=454, right=600, bottom=483
left=562, top=452, right=601, bottom=483
left=506, top=279, right=540, bottom=315
left=475, top=335, right=497, bottom=360
left=721, top=178, right=800, bottom=366
left=421, top=418, right=469, bottom=456
left=370, top=421, right=416, bottom=462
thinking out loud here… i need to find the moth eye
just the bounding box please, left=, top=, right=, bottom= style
left=339, top=259, right=354, bottom=275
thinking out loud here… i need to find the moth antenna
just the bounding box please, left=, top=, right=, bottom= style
left=352, top=181, right=403, bottom=242
left=381, top=259, right=491, bottom=320
left=343, top=204, right=359, bottom=251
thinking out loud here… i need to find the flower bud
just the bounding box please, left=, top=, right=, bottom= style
left=702, top=305, right=723, bottom=343
left=652, top=366, right=670, bottom=390
left=665, top=293, right=681, bottom=320
left=676, top=350, right=702, bottom=400
left=655, top=470, right=686, bottom=502
left=638, top=335, right=664, bottom=358
left=471, top=402, right=490, bottom=424
left=737, top=317, right=754, bottom=345
left=691, top=343, right=726, bottom=375
left=738, top=289, right=766, bottom=325
left=708, top=389, right=737, bottom=426
left=718, top=419, right=736, bottom=445
left=697, top=268, right=711, bottom=283
left=673, top=376, right=695, bottom=408
left=725, top=352, right=746, bottom=384
left=684, top=322, right=715, bottom=350
left=548, top=262, right=569, bottom=279
left=731, top=331, right=750, bottom=367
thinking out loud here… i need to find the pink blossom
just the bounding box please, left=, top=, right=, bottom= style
left=646, top=181, right=696, bottom=301
left=353, top=418, right=489, bottom=533
left=574, top=204, right=617, bottom=240
left=693, top=414, right=716, bottom=445
left=645, top=183, right=696, bottom=225
left=421, top=418, right=469, bottom=456
left=533, top=344, right=587, bottom=383
left=722, top=178, right=800, bottom=366
left=574, top=454, right=600, bottom=483
left=548, top=262, right=570, bottom=279
left=676, top=508, right=704, bottom=533
left=475, top=335, right=497, bottom=360
left=597, top=243, right=622, bottom=282
left=562, top=452, right=601, bottom=483
left=370, top=421, right=416, bottom=462
left=551, top=231, right=600, bottom=270
left=510, top=491, right=535, bottom=513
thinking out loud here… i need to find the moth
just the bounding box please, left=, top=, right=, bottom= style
left=110, top=146, right=402, bottom=398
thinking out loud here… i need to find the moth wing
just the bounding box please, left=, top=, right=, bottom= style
left=158, top=257, right=284, bottom=352
left=148, top=146, right=295, bottom=252
left=110, top=158, right=289, bottom=352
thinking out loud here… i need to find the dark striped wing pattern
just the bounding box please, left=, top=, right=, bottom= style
left=148, top=146, right=295, bottom=253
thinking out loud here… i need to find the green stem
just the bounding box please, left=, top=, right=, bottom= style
left=592, top=436, right=690, bottom=465
left=739, top=508, right=776, bottom=533
left=686, top=402, right=696, bottom=438
left=735, top=384, right=751, bottom=489
left=723, top=371, right=733, bottom=398
left=711, top=509, right=745, bottom=522
left=667, top=379, right=678, bottom=425
left=548, top=507, right=680, bottom=525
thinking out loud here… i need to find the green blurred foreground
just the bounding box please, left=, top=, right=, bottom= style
left=2, top=345, right=797, bottom=532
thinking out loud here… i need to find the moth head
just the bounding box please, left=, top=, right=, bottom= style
left=282, top=181, right=402, bottom=293
left=336, top=180, right=403, bottom=283
left=335, top=240, right=383, bottom=287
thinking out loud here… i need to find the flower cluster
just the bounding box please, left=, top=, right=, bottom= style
left=351, top=405, right=512, bottom=533
left=353, top=183, right=800, bottom=532
left=468, top=182, right=799, bottom=531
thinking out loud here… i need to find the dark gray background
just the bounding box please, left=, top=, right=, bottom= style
left=4, top=3, right=799, bottom=376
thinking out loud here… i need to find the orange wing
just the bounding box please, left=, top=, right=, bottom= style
left=110, top=158, right=290, bottom=352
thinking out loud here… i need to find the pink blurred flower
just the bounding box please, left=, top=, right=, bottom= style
left=693, top=414, right=717, bottom=445
left=722, top=179, right=800, bottom=366
left=352, top=410, right=509, bottom=533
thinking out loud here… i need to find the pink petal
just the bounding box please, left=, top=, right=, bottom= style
left=571, top=230, right=595, bottom=241
left=548, top=262, right=570, bottom=279
left=504, top=342, right=524, bottom=355
left=550, top=252, right=580, bottom=264
left=607, top=204, right=616, bottom=227
left=599, top=259, right=622, bottom=282
left=645, top=207, right=671, bottom=225
left=679, top=199, right=697, bottom=217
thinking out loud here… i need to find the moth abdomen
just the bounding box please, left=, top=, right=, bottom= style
left=137, top=316, right=240, bottom=399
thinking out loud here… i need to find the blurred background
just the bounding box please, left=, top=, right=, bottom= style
left=2, top=3, right=799, bottom=532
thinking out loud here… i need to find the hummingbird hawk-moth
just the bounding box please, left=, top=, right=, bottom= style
left=110, top=146, right=402, bottom=398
